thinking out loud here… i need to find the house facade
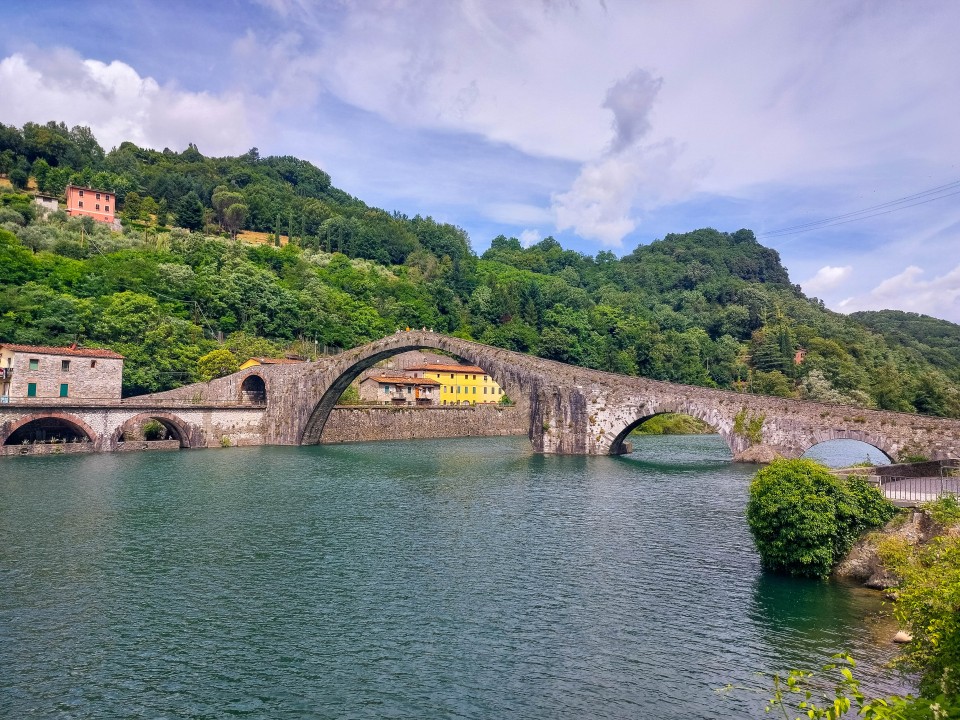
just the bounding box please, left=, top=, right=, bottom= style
left=357, top=375, right=441, bottom=405
left=0, top=344, right=124, bottom=402
left=65, top=185, right=115, bottom=224
left=405, top=363, right=504, bottom=405
left=238, top=356, right=304, bottom=371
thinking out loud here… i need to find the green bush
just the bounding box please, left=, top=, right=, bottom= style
left=879, top=532, right=960, bottom=699
left=746, top=458, right=898, bottom=578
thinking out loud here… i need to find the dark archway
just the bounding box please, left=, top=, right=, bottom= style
left=240, top=374, right=267, bottom=404
left=113, top=412, right=197, bottom=449
left=299, top=342, right=515, bottom=445
left=4, top=416, right=94, bottom=445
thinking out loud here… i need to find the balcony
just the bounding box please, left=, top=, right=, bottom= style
left=0, top=367, right=11, bottom=380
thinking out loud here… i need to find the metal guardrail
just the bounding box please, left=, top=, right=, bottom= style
left=876, top=460, right=960, bottom=504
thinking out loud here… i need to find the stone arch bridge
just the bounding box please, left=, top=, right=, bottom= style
left=3, top=330, right=960, bottom=461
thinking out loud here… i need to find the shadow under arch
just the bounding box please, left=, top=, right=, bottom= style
left=113, top=412, right=197, bottom=449
left=299, top=341, right=517, bottom=445
left=2, top=412, right=98, bottom=446
left=239, top=374, right=267, bottom=404
left=609, top=407, right=734, bottom=457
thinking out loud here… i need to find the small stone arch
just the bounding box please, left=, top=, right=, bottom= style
left=240, top=374, right=267, bottom=404
left=797, top=428, right=896, bottom=464
left=607, top=405, right=733, bottom=457
left=1, top=411, right=98, bottom=446
left=299, top=340, right=515, bottom=445
left=112, top=412, right=198, bottom=449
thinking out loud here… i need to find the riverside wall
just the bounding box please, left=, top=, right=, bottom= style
left=321, top=404, right=527, bottom=444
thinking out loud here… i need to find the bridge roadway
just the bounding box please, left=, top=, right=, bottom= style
left=3, top=331, right=960, bottom=461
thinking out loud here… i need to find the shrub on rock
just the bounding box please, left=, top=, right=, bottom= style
left=746, top=458, right=898, bottom=578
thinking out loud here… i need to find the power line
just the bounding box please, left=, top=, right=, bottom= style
left=759, top=179, right=960, bottom=239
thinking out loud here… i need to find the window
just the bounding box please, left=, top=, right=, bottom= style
left=382, top=384, right=389, bottom=394
left=450, top=373, right=454, bottom=379
left=29, top=358, right=39, bottom=370
left=96, top=204, right=100, bottom=211
left=96, top=193, right=101, bottom=200
left=60, top=384, right=69, bottom=397
left=61, top=360, right=70, bottom=371
left=105, top=194, right=111, bottom=202
left=473, top=387, right=477, bottom=394
left=406, top=386, right=412, bottom=394
left=484, top=387, right=487, bottom=394
left=27, top=383, right=37, bottom=397
left=105, top=206, right=109, bottom=212
left=79, top=190, right=84, bottom=197
left=90, top=360, right=97, bottom=368
left=79, top=201, right=84, bottom=208
left=484, top=376, right=488, bottom=381
left=472, top=374, right=476, bottom=380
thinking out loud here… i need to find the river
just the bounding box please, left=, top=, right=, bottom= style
left=1, top=435, right=908, bottom=719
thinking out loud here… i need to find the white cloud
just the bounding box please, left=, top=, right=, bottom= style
left=519, top=228, right=542, bottom=247
left=837, top=265, right=960, bottom=322
left=0, top=51, right=257, bottom=155
left=801, top=265, right=853, bottom=295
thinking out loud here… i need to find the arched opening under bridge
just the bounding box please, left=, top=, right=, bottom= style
left=801, top=439, right=892, bottom=468
left=614, top=412, right=733, bottom=464
left=301, top=346, right=515, bottom=445
left=4, top=415, right=95, bottom=446
left=239, top=374, right=267, bottom=404
left=116, top=413, right=192, bottom=448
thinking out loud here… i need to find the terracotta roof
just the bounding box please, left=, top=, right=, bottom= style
left=250, top=357, right=304, bottom=364
left=364, top=375, right=441, bottom=386
left=0, top=343, right=124, bottom=359
left=405, top=364, right=488, bottom=374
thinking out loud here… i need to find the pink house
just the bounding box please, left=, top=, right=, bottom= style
left=65, top=184, right=115, bottom=224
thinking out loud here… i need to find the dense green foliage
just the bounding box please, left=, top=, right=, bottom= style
left=852, top=310, right=960, bottom=382
left=631, top=413, right=713, bottom=435
left=878, top=503, right=960, bottom=700
left=1, top=120, right=959, bottom=410
left=744, top=653, right=960, bottom=718
left=746, top=459, right=898, bottom=578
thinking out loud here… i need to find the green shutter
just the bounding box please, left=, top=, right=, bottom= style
left=59, top=383, right=68, bottom=397
left=27, top=383, right=37, bottom=397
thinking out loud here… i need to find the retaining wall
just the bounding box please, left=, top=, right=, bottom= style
left=321, top=405, right=527, bottom=443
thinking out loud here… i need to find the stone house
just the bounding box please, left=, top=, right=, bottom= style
left=0, top=343, right=124, bottom=402
left=358, top=375, right=441, bottom=405
left=65, top=184, right=115, bottom=224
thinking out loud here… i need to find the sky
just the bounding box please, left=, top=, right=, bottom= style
left=1, top=0, right=959, bottom=323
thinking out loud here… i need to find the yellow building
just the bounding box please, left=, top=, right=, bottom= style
left=405, top=363, right=504, bottom=405
left=238, top=357, right=304, bottom=370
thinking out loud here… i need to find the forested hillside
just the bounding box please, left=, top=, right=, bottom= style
left=1, top=120, right=958, bottom=417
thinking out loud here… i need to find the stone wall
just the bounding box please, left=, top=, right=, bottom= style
left=321, top=405, right=527, bottom=443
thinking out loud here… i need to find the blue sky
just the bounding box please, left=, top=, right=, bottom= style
left=2, top=0, right=959, bottom=322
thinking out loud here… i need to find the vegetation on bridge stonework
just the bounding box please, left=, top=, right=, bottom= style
left=1, top=120, right=960, bottom=416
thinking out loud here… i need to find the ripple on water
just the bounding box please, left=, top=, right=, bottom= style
left=1, top=436, right=909, bottom=719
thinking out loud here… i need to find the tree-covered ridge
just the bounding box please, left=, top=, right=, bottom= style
left=0, top=120, right=958, bottom=416
left=850, top=310, right=960, bottom=381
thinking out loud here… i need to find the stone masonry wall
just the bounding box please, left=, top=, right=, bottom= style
left=321, top=405, right=527, bottom=444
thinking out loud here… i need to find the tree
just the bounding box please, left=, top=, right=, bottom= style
left=176, top=191, right=204, bottom=231
left=197, top=348, right=239, bottom=381
left=223, top=202, right=248, bottom=238
left=9, top=167, right=28, bottom=189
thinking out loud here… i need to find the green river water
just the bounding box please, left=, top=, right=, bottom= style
left=1, top=435, right=908, bottom=719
